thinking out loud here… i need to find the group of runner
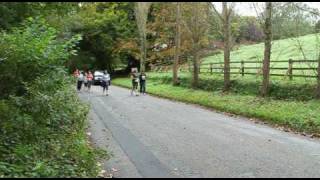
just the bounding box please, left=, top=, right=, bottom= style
left=73, top=69, right=94, bottom=92
left=73, top=69, right=111, bottom=96
left=73, top=68, right=146, bottom=96
left=130, top=68, right=146, bottom=96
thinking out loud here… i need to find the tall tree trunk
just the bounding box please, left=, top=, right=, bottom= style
left=173, top=2, right=181, bottom=85
left=140, top=35, right=146, bottom=73
left=191, top=3, right=200, bottom=88
left=260, top=2, right=272, bottom=97
left=134, top=2, right=151, bottom=73
left=316, top=57, right=320, bottom=98
left=223, top=2, right=231, bottom=91
left=192, top=50, right=199, bottom=88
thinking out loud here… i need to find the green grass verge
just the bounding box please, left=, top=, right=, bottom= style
left=112, top=75, right=320, bottom=135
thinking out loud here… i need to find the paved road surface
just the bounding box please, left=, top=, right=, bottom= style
left=79, top=85, right=320, bottom=178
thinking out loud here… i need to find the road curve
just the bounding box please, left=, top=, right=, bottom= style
left=79, top=85, right=320, bottom=178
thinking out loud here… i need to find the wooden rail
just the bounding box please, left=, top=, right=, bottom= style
left=153, top=59, right=320, bottom=79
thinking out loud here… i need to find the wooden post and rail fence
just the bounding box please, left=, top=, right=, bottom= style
left=152, top=59, right=320, bottom=80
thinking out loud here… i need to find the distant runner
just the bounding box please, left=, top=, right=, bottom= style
left=139, top=72, right=146, bottom=95
left=77, top=71, right=84, bottom=91
left=86, top=71, right=93, bottom=92
left=131, top=69, right=139, bottom=96
left=101, top=71, right=110, bottom=96
left=84, top=72, right=88, bottom=90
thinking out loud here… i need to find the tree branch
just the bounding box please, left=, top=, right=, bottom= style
left=227, top=2, right=235, bottom=17
left=208, top=2, right=223, bottom=21
left=252, top=2, right=264, bottom=26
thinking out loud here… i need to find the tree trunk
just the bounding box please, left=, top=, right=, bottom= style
left=140, top=34, right=146, bottom=73
left=316, top=58, right=320, bottom=98
left=173, top=2, right=181, bottom=85
left=191, top=3, right=201, bottom=88
left=260, top=2, right=272, bottom=97
left=192, top=51, right=199, bottom=88
left=223, top=2, right=231, bottom=91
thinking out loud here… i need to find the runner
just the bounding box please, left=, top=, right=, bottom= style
left=77, top=71, right=84, bottom=91
left=84, top=72, right=88, bottom=90
left=73, top=69, right=80, bottom=90
left=139, top=72, right=147, bottom=95
left=87, top=71, right=94, bottom=92
left=101, top=71, right=110, bottom=96
left=73, top=69, right=80, bottom=77
left=131, top=68, right=139, bottom=96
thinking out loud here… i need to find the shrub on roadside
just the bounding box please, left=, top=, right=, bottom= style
left=0, top=69, right=107, bottom=178
left=0, top=17, right=107, bottom=177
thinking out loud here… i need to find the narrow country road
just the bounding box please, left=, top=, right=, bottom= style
left=79, top=85, right=320, bottom=178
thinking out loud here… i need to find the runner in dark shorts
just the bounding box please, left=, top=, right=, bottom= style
left=101, top=71, right=110, bottom=96
left=139, top=72, right=146, bottom=95
left=131, top=69, right=139, bottom=96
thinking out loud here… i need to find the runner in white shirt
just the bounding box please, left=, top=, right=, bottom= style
left=102, top=71, right=110, bottom=96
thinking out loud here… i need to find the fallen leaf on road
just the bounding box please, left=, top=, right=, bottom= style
left=111, top=168, right=118, bottom=172
left=309, top=134, right=314, bottom=138
left=100, top=170, right=106, bottom=174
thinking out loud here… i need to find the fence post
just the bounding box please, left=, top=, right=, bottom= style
left=210, top=63, right=213, bottom=74
left=316, top=59, right=320, bottom=98
left=241, top=60, right=244, bottom=77
left=288, top=59, right=293, bottom=80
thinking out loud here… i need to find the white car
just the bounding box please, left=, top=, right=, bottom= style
left=93, top=71, right=104, bottom=85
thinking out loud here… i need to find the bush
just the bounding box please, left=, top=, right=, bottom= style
left=0, top=18, right=106, bottom=177
left=0, top=17, right=81, bottom=98
left=0, top=69, right=107, bottom=178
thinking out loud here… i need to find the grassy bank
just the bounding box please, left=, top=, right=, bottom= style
left=112, top=74, right=320, bottom=136
left=201, top=33, right=320, bottom=76
left=203, top=33, right=320, bottom=63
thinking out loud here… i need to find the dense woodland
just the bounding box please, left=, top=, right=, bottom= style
left=0, top=2, right=320, bottom=177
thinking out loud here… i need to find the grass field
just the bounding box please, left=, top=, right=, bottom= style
left=201, top=33, right=320, bottom=76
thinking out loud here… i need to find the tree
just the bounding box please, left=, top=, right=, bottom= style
left=0, top=17, right=81, bottom=97
left=182, top=2, right=210, bottom=88
left=134, top=2, right=152, bottom=73
left=271, top=2, right=316, bottom=40
left=222, top=2, right=233, bottom=91
left=316, top=20, right=320, bottom=33
left=210, top=2, right=235, bottom=91
left=173, top=2, right=181, bottom=85
left=317, top=55, right=320, bottom=99
left=0, top=2, right=79, bottom=30
left=68, top=2, right=137, bottom=73
left=238, top=16, right=264, bottom=42
left=260, top=2, right=273, bottom=97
